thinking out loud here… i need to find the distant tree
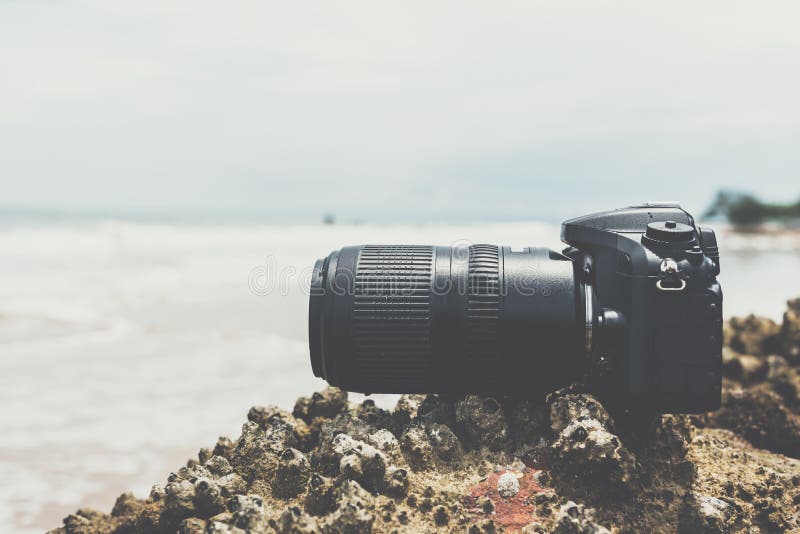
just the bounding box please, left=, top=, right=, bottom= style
left=726, top=195, right=768, bottom=226
left=704, top=191, right=741, bottom=219
left=705, top=190, right=800, bottom=228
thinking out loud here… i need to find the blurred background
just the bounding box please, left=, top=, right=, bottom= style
left=2, top=1, right=800, bottom=532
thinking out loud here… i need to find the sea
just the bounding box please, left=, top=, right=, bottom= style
left=1, top=218, right=799, bottom=533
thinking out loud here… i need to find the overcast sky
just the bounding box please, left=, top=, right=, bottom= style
left=1, top=1, right=799, bottom=221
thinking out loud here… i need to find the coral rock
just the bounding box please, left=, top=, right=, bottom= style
left=304, top=474, right=337, bottom=516
left=205, top=520, right=246, bottom=533
left=549, top=417, right=637, bottom=487
left=508, top=399, right=550, bottom=447
left=164, top=479, right=197, bottom=518
left=205, top=455, right=234, bottom=477
left=383, top=467, right=410, bottom=497
left=727, top=314, right=781, bottom=356
left=212, top=436, right=235, bottom=459
left=367, top=429, right=400, bottom=460
left=393, top=394, right=425, bottom=424
left=455, top=396, right=509, bottom=450
left=194, top=477, right=226, bottom=516
left=551, top=501, right=610, bottom=534
left=780, top=298, right=800, bottom=363
left=278, top=505, right=321, bottom=533
left=177, top=517, right=206, bottom=534
left=399, top=426, right=435, bottom=470
left=325, top=481, right=375, bottom=533
left=274, top=448, right=312, bottom=499
left=293, top=387, right=348, bottom=423
left=433, top=505, right=450, bottom=526
left=496, top=472, right=520, bottom=498
left=547, top=389, right=612, bottom=435
left=331, top=433, right=387, bottom=490
left=679, top=493, right=732, bottom=533
left=227, top=495, right=268, bottom=532
left=426, top=422, right=464, bottom=461
left=52, top=310, right=800, bottom=534
left=705, top=386, right=800, bottom=457
left=417, top=395, right=457, bottom=427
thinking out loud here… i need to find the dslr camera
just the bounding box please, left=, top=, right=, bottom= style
left=308, top=203, right=722, bottom=413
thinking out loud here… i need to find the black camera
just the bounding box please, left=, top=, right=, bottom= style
left=308, top=203, right=722, bottom=413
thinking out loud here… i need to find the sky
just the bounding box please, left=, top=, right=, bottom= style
left=1, top=1, right=799, bottom=222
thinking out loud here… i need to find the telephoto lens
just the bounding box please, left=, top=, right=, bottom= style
left=309, top=244, right=588, bottom=396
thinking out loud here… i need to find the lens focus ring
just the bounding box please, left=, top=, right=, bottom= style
left=351, top=245, right=434, bottom=389
left=466, top=245, right=501, bottom=387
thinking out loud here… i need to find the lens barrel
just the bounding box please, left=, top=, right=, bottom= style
left=309, top=244, right=586, bottom=396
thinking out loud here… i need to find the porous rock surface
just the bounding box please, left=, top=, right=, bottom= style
left=51, top=299, right=800, bottom=533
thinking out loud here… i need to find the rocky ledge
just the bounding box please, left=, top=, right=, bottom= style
left=52, top=299, right=800, bottom=533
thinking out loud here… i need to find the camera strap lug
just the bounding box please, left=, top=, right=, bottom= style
left=657, top=258, right=687, bottom=292
left=656, top=278, right=686, bottom=291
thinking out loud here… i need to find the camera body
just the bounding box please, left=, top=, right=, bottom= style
left=562, top=202, right=722, bottom=412
left=309, top=202, right=722, bottom=414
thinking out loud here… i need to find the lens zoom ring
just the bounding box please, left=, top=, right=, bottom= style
left=352, top=245, right=434, bottom=387
left=467, top=245, right=500, bottom=384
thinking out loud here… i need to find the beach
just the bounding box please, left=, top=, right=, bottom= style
left=2, top=220, right=800, bottom=533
